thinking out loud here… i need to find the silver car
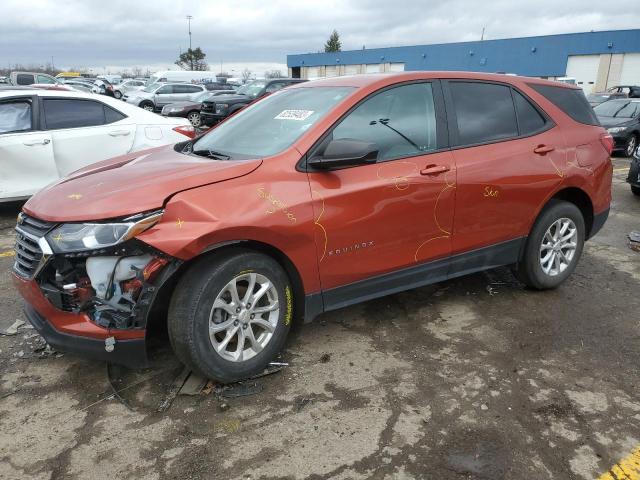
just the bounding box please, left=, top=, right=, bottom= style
left=113, top=79, right=146, bottom=99
left=123, top=83, right=206, bottom=112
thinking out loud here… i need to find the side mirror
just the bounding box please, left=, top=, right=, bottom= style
left=308, top=139, right=378, bottom=169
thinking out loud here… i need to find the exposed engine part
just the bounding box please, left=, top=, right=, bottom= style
left=86, top=255, right=153, bottom=300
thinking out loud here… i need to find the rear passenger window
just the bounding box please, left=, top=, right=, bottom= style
left=16, top=74, right=34, bottom=86
left=529, top=84, right=599, bottom=126
left=331, top=82, right=438, bottom=161
left=513, top=91, right=547, bottom=135
left=104, top=106, right=126, bottom=124
left=44, top=99, right=105, bottom=129
left=449, top=82, right=518, bottom=145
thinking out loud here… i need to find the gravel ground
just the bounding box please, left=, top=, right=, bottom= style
left=0, top=158, right=638, bottom=480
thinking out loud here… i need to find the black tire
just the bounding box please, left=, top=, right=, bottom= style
left=114, top=90, right=122, bottom=99
left=168, top=250, right=293, bottom=383
left=514, top=200, right=585, bottom=290
left=632, top=185, right=640, bottom=196
left=624, top=134, right=638, bottom=158
left=139, top=101, right=155, bottom=112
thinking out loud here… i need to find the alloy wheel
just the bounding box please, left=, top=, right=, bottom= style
left=208, top=272, right=279, bottom=362
left=539, top=218, right=578, bottom=277
left=626, top=136, right=637, bottom=157
left=188, top=112, right=201, bottom=127
left=143, top=104, right=154, bottom=112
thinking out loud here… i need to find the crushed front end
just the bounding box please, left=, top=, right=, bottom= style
left=12, top=211, right=180, bottom=367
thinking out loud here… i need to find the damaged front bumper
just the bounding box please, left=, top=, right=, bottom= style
left=12, top=213, right=181, bottom=368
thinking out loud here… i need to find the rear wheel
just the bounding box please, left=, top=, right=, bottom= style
left=168, top=250, right=293, bottom=383
left=515, top=200, right=585, bottom=289
left=187, top=111, right=201, bottom=128
left=114, top=90, right=122, bottom=99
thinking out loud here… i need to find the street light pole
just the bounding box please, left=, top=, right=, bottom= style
left=186, top=15, right=193, bottom=51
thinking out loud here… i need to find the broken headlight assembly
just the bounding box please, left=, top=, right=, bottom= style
left=46, top=211, right=163, bottom=253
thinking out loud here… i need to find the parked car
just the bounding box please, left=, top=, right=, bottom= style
left=10, top=71, right=60, bottom=86
left=203, top=82, right=236, bottom=92
left=200, top=78, right=306, bottom=126
left=91, top=79, right=116, bottom=97
left=0, top=88, right=194, bottom=202
left=148, top=70, right=218, bottom=86
left=11, top=72, right=612, bottom=383
left=593, top=99, right=640, bottom=157
left=62, top=80, right=95, bottom=94
left=587, top=85, right=640, bottom=107
left=113, top=79, right=146, bottom=99
left=626, top=145, right=640, bottom=196
left=97, top=74, right=123, bottom=85
left=161, top=90, right=237, bottom=127
left=123, top=82, right=206, bottom=112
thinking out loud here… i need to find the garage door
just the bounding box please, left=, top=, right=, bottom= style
left=325, top=66, right=338, bottom=77
left=344, top=64, right=359, bottom=75
left=389, top=63, right=405, bottom=72
left=566, top=55, right=599, bottom=93
left=366, top=64, right=381, bottom=74
left=306, top=67, right=320, bottom=79
left=620, top=54, right=640, bottom=86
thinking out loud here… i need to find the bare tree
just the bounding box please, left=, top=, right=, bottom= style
left=265, top=69, right=284, bottom=79
left=241, top=68, right=253, bottom=83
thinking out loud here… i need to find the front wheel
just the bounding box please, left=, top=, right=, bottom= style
left=114, top=90, right=122, bottom=99
left=187, top=111, right=201, bottom=127
left=140, top=102, right=155, bottom=112
left=168, top=250, right=293, bottom=383
left=514, top=200, right=585, bottom=290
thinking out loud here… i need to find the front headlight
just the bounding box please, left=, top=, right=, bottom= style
left=169, top=107, right=183, bottom=113
left=215, top=103, right=229, bottom=114
left=47, top=211, right=162, bottom=253
left=607, top=127, right=628, bottom=134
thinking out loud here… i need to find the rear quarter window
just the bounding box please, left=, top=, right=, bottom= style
left=529, top=84, right=599, bottom=126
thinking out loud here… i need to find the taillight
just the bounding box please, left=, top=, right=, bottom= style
left=173, top=125, right=196, bottom=139
left=600, top=133, right=614, bottom=156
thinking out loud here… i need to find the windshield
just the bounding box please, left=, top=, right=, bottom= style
left=237, top=81, right=267, bottom=97
left=191, top=86, right=354, bottom=158
left=142, top=84, right=158, bottom=93
left=594, top=100, right=640, bottom=118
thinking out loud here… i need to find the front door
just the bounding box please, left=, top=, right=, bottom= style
left=306, top=81, right=456, bottom=297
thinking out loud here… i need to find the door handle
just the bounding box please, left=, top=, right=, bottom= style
left=533, top=144, right=555, bottom=155
left=108, top=130, right=131, bottom=137
left=420, top=164, right=450, bottom=175
left=23, top=138, right=50, bottom=146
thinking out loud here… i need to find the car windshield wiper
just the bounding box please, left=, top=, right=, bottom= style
left=191, top=148, right=232, bottom=160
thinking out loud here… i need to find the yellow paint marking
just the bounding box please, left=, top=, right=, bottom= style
left=0, top=250, right=15, bottom=258
left=613, top=168, right=629, bottom=173
left=176, top=218, right=184, bottom=229
left=598, top=445, right=640, bottom=480
left=67, top=193, right=83, bottom=200
left=52, top=233, right=63, bottom=243
left=311, top=190, right=328, bottom=262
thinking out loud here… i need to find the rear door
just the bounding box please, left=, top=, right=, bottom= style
left=174, top=84, right=203, bottom=101
left=42, top=98, right=135, bottom=176
left=443, top=80, right=566, bottom=258
left=0, top=96, right=56, bottom=199
left=154, top=84, right=176, bottom=107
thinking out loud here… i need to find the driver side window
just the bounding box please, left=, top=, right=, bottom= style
left=331, top=82, right=438, bottom=162
left=156, top=85, right=173, bottom=94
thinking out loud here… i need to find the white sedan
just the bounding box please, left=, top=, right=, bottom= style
left=0, top=88, right=195, bottom=202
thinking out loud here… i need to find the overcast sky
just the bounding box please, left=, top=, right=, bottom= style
left=2, top=0, right=639, bottom=75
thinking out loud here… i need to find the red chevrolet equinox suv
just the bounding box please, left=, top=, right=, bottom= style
left=13, top=72, right=613, bottom=382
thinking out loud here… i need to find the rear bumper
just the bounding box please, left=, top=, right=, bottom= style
left=24, top=303, right=147, bottom=368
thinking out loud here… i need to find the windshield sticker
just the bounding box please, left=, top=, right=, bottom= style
left=274, top=109, right=314, bottom=121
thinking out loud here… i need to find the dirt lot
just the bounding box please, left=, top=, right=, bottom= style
left=0, top=158, right=638, bottom=480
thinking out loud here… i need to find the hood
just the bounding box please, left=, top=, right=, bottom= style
left=24, top=145, right=262, bottom=222
left=597, top=116, right=634, bottom=128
